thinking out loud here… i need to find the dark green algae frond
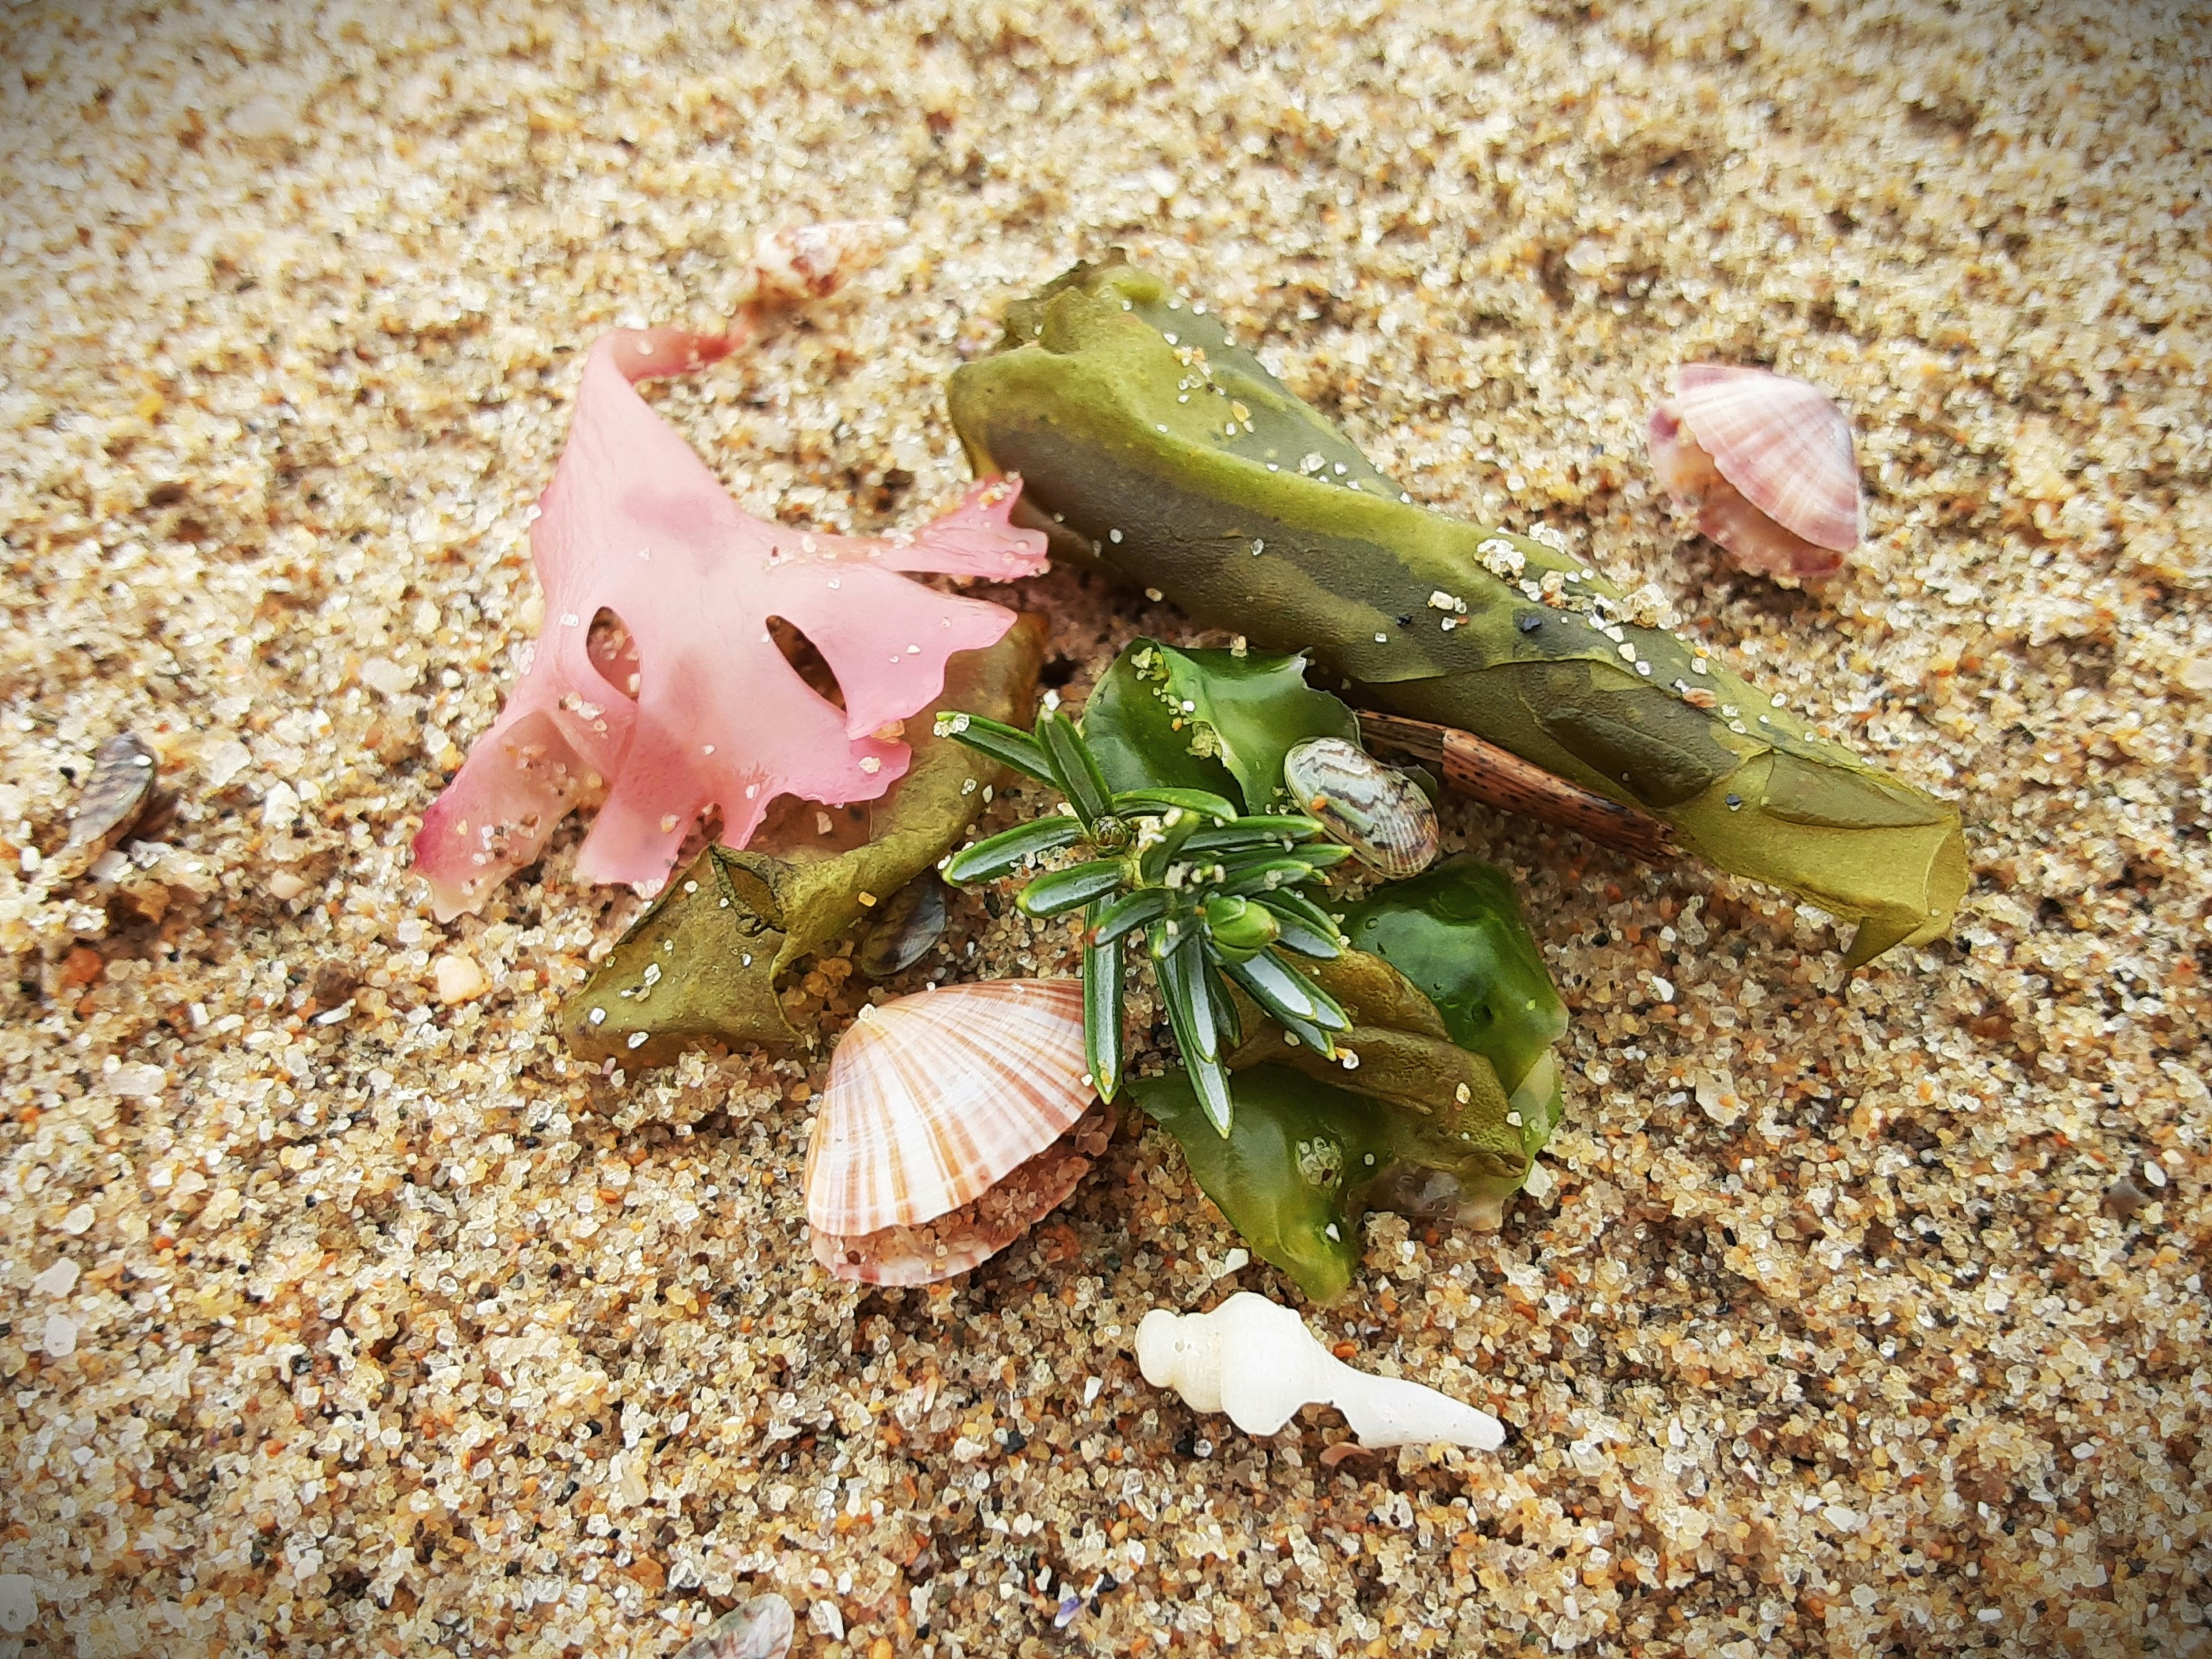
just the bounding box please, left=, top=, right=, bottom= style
left=948, top=257, right=1967, bottom=967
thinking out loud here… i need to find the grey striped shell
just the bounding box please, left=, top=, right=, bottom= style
left=1282, top=737, right=1438, bottom=878
left=65, top=732, right=158, bottom=860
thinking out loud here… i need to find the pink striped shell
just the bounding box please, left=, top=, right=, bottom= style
left=804, top=978, right=1095, bottom=1238
left=1660, top=365, right=1862, bottom=552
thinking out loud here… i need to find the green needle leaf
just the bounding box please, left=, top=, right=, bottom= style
left=942, top=815, right=1085, bottom=884
left=1083, top=900, right=1124, bottom=1101
left=1218, top=847, right=1352, bottom=897
left=1158, top=930, right=1235, bottom=1134
left=1039, top=710, right=1113, bottom=825
left=1089, top=887, right=1173, bottom=947
left=937, top=711, right=1057, bottom=787
left=1111, top=786, right=1241, bottom=821
left=1226, top=948, right=1351, bottom=1033
left=1017, top=858, right=1127, bottom=916
left=1253, top=888, right=1344, bottom=943
left=1254, top=907, right=1343, bottom=960
left=1183, top=815, right=1323, bottom=854
left=1136, top=808, right=1205, bottom=885
left=1209, top=960, right=1244, bottom=1050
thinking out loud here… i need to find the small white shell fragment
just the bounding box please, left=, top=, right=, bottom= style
left=32, top=1259, right=79, bottom=1298
left=672, top=1594, right=796, bottom=1659
left=1137, top=1292, right=1503, bottom=1451
left=434, top=954, right=488, bottom=1005
left=0, top=1574, right=35, bottom=1635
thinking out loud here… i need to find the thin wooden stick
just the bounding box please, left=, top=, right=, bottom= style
left=1357, top=711, right=1676, bottom=863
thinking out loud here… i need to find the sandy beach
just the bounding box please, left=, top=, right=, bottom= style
left=1, top=2, right=2208, bottom=1654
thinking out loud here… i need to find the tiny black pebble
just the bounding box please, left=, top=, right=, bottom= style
left=1516, top=611, right=1544, bottom=634
left=504, top=1561, right=521, bottom=1577
left=1175, top=1430, right=1197, bottom=1457
left=559, top=1479, right=579, bottom=1502
left=1098, top=1572, right=1118, bottom=1594
left=2002, top=1518, right=2017, bottom=1534
left=1003, top=1429, right=1028, bottom=1453
left=1397, top=613, right=1415, bottom=626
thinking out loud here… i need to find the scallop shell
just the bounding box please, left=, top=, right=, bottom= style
left=1653, top=365, right=1862, bottom=554
left=1281, top=737, right=1439, bottom=878
left=812, top=1101, right=1112, bottom=1286
left=805, top=978, right=1096, bottom=1241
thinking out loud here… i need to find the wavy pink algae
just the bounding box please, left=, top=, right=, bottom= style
left=414, top=325, right=1047, bottom=919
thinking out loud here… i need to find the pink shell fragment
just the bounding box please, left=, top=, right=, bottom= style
left=1649, top=364, right=1861, bottom=581
left=414, top=327, right=1047, bottom=919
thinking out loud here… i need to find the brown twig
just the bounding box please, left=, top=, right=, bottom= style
left=1357, top=712, right=1675, bottom=863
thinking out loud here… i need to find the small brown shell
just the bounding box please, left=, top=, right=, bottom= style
left=1281, top=737, right=1439, bottom=878
left=857, top=871, right=948, bottom=978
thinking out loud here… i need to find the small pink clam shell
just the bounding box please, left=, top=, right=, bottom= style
left=1649, top=365, right=1862, bottom=580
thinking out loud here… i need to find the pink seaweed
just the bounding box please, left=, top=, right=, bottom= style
left=414, top=325, right=1047, bottom=919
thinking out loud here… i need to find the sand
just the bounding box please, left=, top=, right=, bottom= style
left=1, top=2, right=2208, bottom=1655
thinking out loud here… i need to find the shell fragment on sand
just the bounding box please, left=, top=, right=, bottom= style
left=672, top=1594, right=796, bottom=1659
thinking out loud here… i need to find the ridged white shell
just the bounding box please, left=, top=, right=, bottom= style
left=805, top=978, right=1094, bottom=1237
left=1661, top=365, right=1862, bottom=552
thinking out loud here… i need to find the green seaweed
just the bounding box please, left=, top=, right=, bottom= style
left=560, top=617, right=1046, bottom=1062
left=949, top=256, right=1966, bottom=966
left=1132, top=1064, right=1395, bottom=1304
left=1081, top=637, right=1360, bottom=812
left=1140, top=863, right=1574, bottom=1297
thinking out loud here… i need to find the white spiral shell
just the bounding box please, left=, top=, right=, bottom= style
left=1137, top=1292, right=1503, bottom=1451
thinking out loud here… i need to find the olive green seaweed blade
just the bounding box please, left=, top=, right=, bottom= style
left=1133, top=1064, right=1395, bottom=1304
left=1339, top=857, right=1566, bottom=1100
left=948, top=257, right=1967, bottom=966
